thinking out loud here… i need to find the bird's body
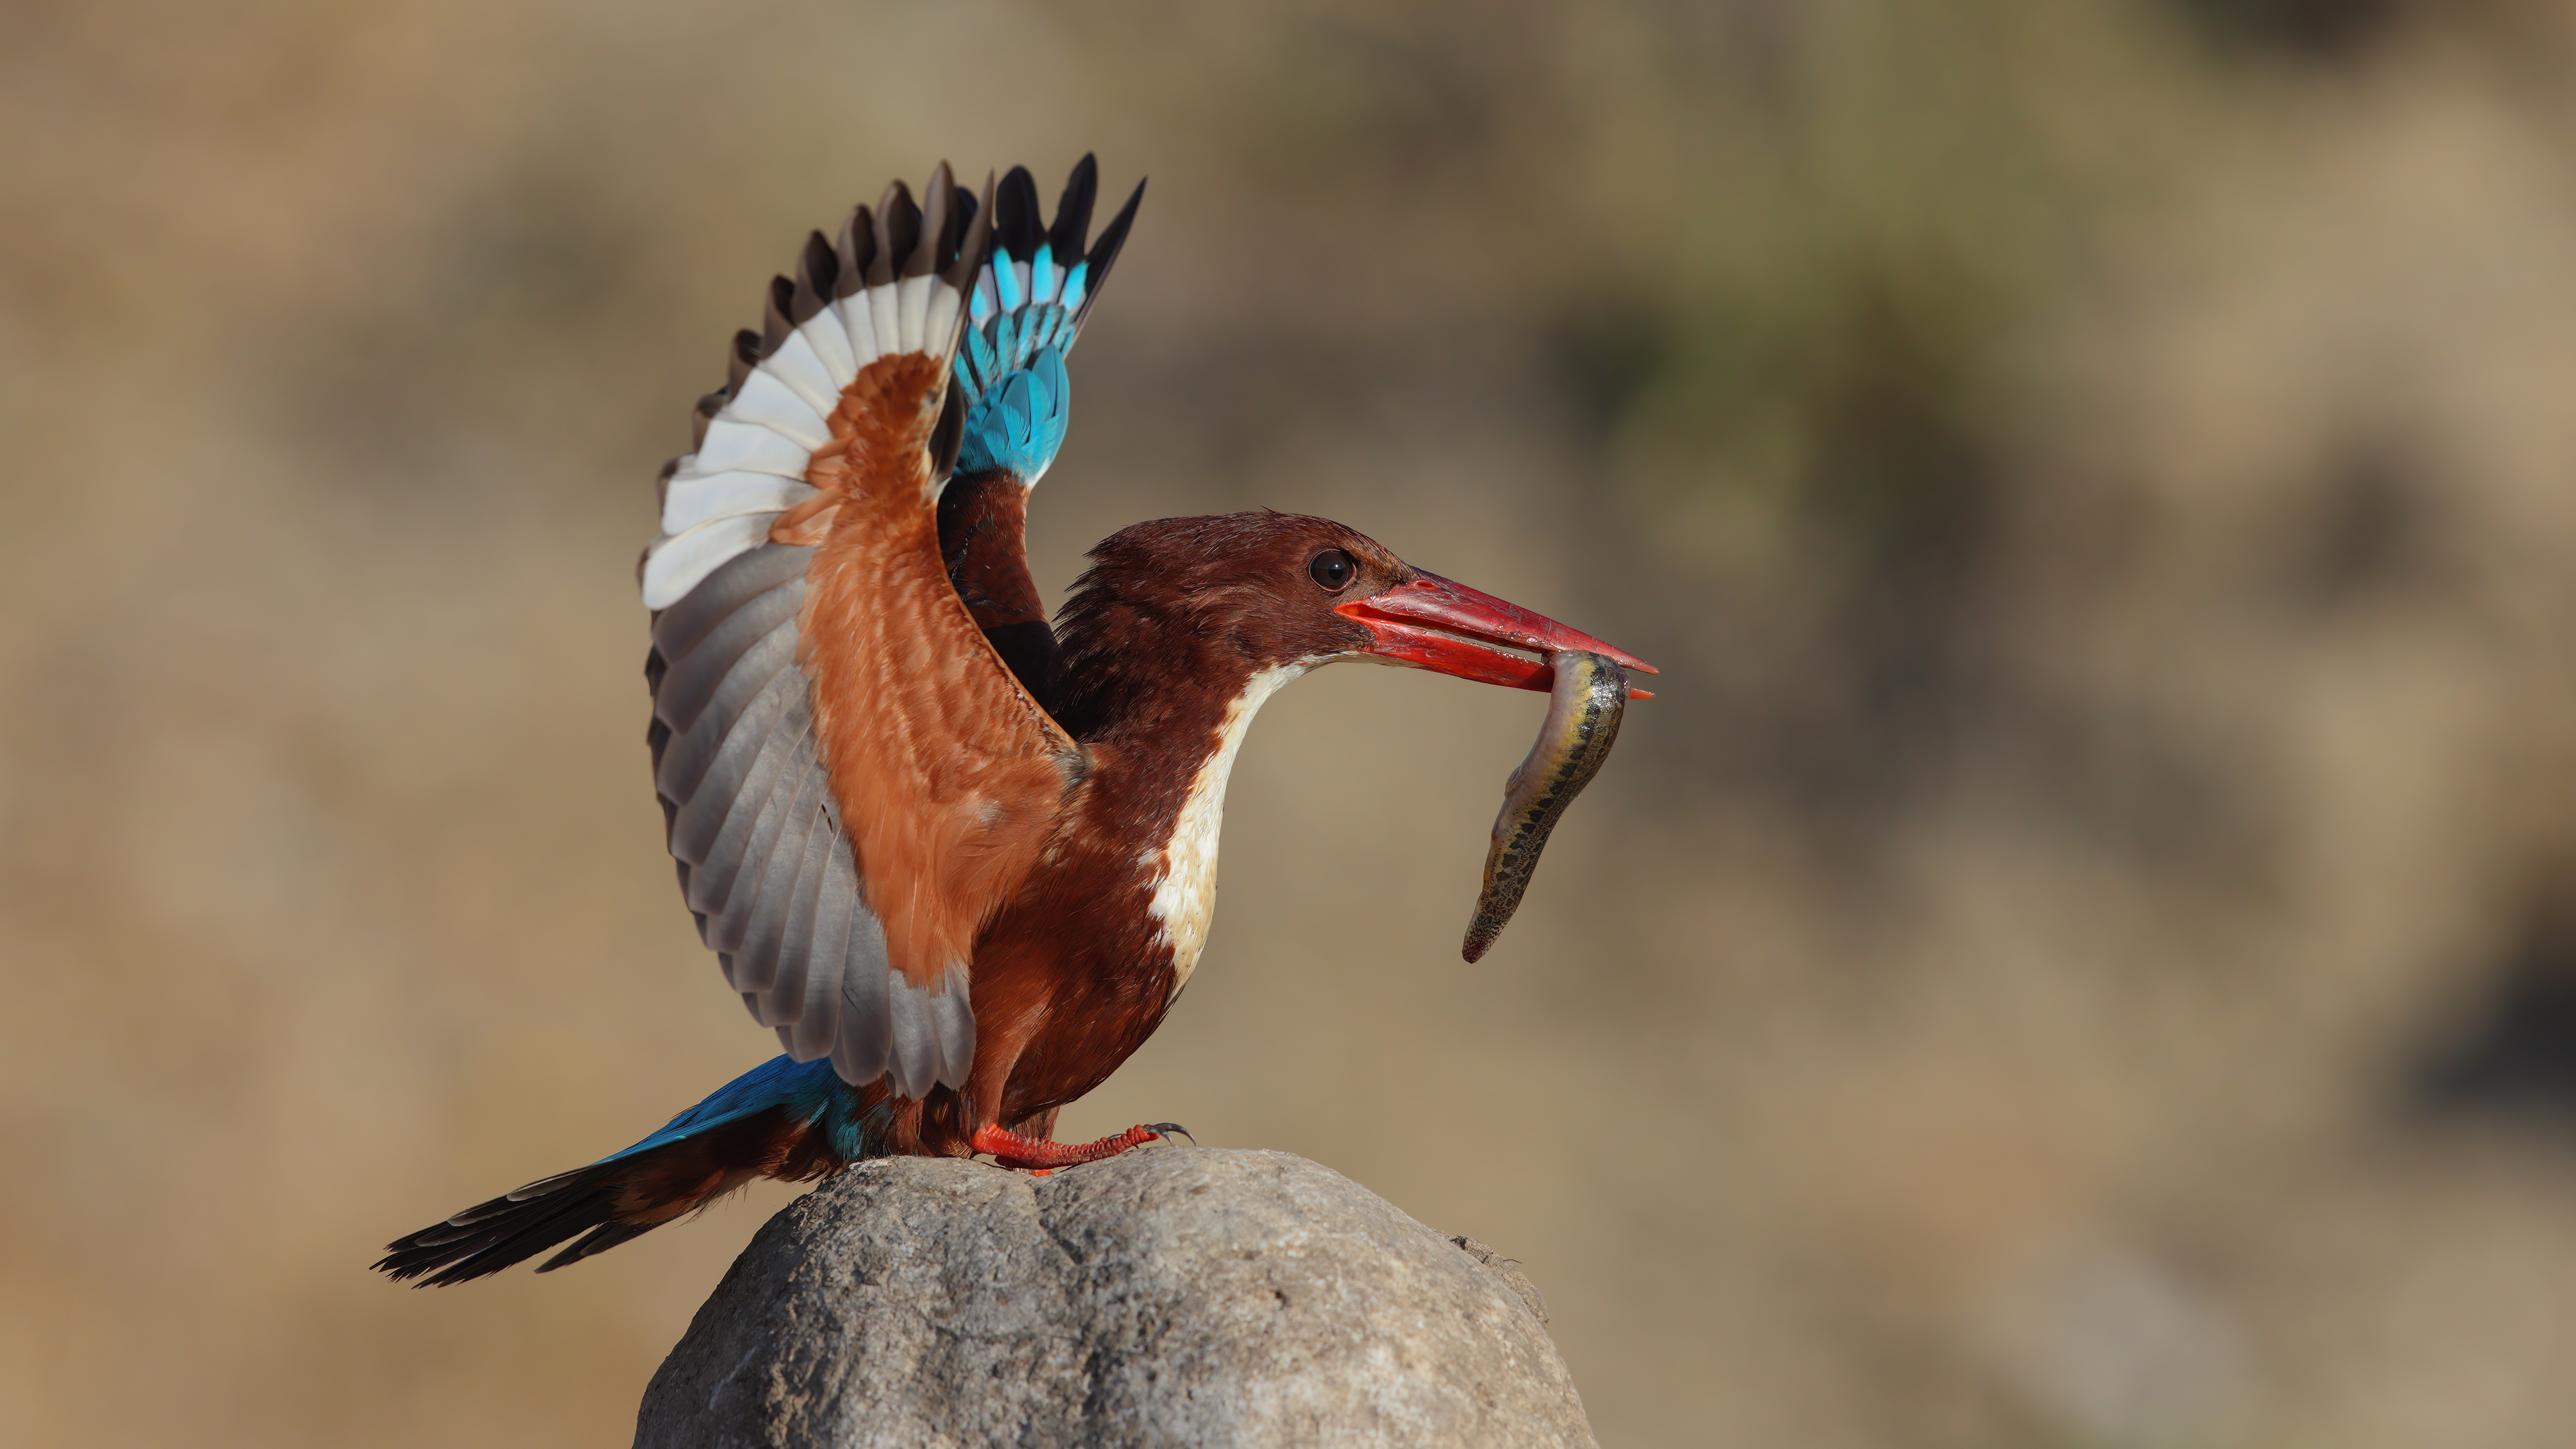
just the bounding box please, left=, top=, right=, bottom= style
left=378, top=159, right=1650, bottom=1287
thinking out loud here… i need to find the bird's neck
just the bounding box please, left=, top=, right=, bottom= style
left=1053, top=608, right=1313, bottom=994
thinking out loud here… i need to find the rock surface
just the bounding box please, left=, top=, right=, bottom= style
left=635, top=1147, right=1595, bottom=1448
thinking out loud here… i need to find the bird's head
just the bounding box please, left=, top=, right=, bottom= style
left=1059, top=512, right=1654, bottom=705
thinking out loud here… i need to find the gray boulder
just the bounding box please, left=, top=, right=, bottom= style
left=635, top=1146, right=1595, bottom=1448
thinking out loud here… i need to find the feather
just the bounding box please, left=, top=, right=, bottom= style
left=704, top=733, right=813, bottom=957
left=762, top=276, right=797, bottom=356
left=885, top=964, right=977, bottom=1099
left=1049, top=154, right=1099, bottom=266
left=995, top=166, right=1042, bottom=264
left=794, top=230, right=838, bottom=319
left=942, top=182, right=978, bottom=274
left=867, top=284, right=902, bottom=364
left=959, top=345, right=1071, bottom=483
left=907, top=162, right=951, bottom=280
left=942, top=163, right=1134, bottom=483
left=928, top=377, right=967, bottom=488
left=727, top=763, right=825, bottom=983
left=796, top=307, right=856, bottom=390
left=885, top=969, right=938, bottom=1099
left=755, top=324, right=843, bottom=416
left=929, top=969, right=975, bottom=1089
left=676, top=709, right=807, bottom=909
left=796, top=836, right=860, bottom=1059
left=537, top=1220, right=655, bottom=1273
left=924, top=284, right=961, bottom=358
left=765, top=793, right=838, bottom=1046
left=898, top=273, right=933, bottom=353
left=676, top=780, right=795, bottom=928
left=655, top=632, right=796, bottom=799
left=450, top=1190, right=618, bottom=1279
left=834, top=205, right=875, bottom=297
left=690, top=391, right=724, bottom=450
left=837, top=290, right=881, bottom=368
left=826, top=845, right=894, bottom=1087
left=1030, top=244, right=1058, bottom=307
left=688, top=415, right=818, bottom=478
left=381, top=1175, right=620, bottom=1286
left=650, top=545, right=810, bottom=661
left=716, top=367, right=829, bottom=452
left=660, top=471, right=814, bottom=535
left=653, top=597, right=800, bottom=735
left=1073, top=178, right=1144, bottom=329
left=641, top=514, right=780, bottom=612
left=961, top=324, right=997, bottom=394
left=870, top=179, right=918, bottom=287
left=725, top=328, right=759, bottom=394
left=653, top=645, right=798, bottom=804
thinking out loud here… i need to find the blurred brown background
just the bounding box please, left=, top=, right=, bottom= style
left=7, top=1, right=2576, bottom=1444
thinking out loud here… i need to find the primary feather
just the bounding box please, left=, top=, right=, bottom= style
left=953, top=157, right=1144, bottom=486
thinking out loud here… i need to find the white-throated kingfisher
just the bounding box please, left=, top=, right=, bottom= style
left=378, top=158, right=1653, bottom=1285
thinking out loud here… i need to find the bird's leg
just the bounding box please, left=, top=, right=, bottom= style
left=1004, top=1106, right=1061, bottom=1142
left=970, top=1122, right=1191, bottom=1170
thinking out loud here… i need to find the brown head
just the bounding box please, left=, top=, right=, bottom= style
left=1053, top=511, right=1653, bottom=740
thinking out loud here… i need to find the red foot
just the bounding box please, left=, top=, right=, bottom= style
left=970, top=1122, right=1189, bottom=1170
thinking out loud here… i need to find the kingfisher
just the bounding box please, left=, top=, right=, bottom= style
left=378, top=158, right=1654, bottom=1286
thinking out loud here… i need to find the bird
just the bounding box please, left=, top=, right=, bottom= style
left=376, top=157, right=1654, bottom=1286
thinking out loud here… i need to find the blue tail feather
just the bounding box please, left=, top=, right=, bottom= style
left=375, top=1055, right=877, bottom=1285
left=599, top=1053, right=866, bottom=1165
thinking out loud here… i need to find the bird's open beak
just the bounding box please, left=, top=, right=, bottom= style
left=1336, top=572, right=1658, bottom=697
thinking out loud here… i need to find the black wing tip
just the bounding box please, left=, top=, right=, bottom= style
left=996, top=165, right=1045, bottom=263
left=942, top=172, right=997, bottom=294
left=761, top=275, right=796, bottom=352
left=726, top=328, right=761, bottom=392
left=835, top=203, right=877, bottom=298
left=870, top=179, right=920, bottom=288
left=794, top=231, right=838, bottom=318
left=694, top=159, right=1132, bottom=443
left=908, top=162, right=953, bottom=280
left=1047, top=154, right=1099, bottom=262
left=1075, top=176, right=1146, bottom=321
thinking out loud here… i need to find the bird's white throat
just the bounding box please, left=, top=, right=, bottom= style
left=1142, top=661, right=1310, bottom=1000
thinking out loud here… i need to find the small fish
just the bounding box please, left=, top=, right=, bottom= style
left=1462, top=650, right=1630, bottom=963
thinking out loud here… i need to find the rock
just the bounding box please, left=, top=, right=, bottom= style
left=635, top=1146, right=1595, bottom=1448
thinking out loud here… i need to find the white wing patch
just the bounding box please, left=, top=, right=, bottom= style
left=1143, top=661, right=1311, bottom=1000
left=641, top=270, right=975, bottom=612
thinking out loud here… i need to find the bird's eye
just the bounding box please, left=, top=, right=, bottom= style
left=1307, top=549, right=1356, bottom=592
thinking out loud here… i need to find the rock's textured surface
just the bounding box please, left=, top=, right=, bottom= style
left=635, top=1147, right=1594, bottom=1448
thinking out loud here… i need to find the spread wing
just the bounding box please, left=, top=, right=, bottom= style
left=637, top=162, right=1137, bottom=1099
left=937, top=160, right=1144, bottom=709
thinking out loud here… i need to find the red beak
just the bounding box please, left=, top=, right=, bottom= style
left=1335, top=572, right=1659, bottom=696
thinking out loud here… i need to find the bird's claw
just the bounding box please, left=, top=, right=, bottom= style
left=1145, top=1122, right=1195, bottom=1146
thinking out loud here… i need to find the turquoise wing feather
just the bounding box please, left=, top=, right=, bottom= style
left=951, top=156, right=1142, bottom=484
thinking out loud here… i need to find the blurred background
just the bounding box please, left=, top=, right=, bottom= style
left=7, top=0, right=2576, bottom=1444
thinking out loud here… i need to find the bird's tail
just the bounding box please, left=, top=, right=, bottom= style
left=374, top=1055, right=877, bottom=1287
